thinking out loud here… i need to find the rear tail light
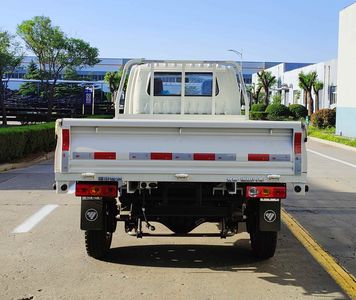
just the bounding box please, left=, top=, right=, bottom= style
left=62, top=129, right=70, bottom=151
left=75, top=182, right=118, bottom=197
left=294, top=132, right=302, bottom=154
left=246, top=185, right=286, bottom=199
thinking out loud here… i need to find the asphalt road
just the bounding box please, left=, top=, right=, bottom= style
left=0, top=139, right=354, bottom=299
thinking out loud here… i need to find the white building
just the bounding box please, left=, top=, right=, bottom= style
left=336, top=3, right=356, bottom=137
left=252, top=60, right=337, bottom=110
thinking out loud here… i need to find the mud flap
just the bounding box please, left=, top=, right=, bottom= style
left=259, top=199, right=281, bottom=231
left=80, top=198, right=105, bottom=230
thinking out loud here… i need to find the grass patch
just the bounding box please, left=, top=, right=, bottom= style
left=308, top=126, right=356, bottom=148
left=85, top=114, right=113, bottom=119
left=0, top=122, right=55, bottom=133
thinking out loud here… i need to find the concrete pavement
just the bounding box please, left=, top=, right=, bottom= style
left=286, top=139, right=356, bottom=276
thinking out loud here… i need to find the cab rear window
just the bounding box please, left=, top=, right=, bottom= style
left=147, top=72, right=219, bottom=96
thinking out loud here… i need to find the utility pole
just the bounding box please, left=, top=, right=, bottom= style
left=228, top=49, right=243, bottom=75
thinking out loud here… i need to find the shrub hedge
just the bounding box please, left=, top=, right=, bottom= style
left=311, top=109, right=336, bottom=128
left=265, top=104, right=290, bottom=120
left=0, top=123, right=56, bottom=163
left=289, top=104, right=308, bottom=120
left=250, top=103, right=268, bottom=120
left=251, top=103, right=267, bottom=112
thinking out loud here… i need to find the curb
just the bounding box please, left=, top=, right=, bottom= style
left=0, top=152, right=54, bottom=173
left=308, top=136, right=356, bottom=153
left=282, top=209, right=356, bottom=299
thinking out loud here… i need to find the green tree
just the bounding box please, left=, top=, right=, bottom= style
left=104, top=70, right=124, bottom=102
left=54, top=67, right=83, bottom=99
left=0, top=30, right=23, bottom=125
left=19, top=60, right=41, bottom=96
left=257, top=70, right=276, bottom=106
left=246, top=83, right=263, bottom=104
left=312, top=80, right=324, bottom=112
left=298, top=71, right=317, bottom=116
left=17, top=16, right=100, bottom=116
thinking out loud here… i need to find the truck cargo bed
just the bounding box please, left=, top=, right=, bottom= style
left=55, top=116, right=306, bottom=189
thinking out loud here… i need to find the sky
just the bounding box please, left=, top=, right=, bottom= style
left=0, top=0, right=354, bottom=63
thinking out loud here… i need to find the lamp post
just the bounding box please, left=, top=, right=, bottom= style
left=228, top=49, right=243, bottom=74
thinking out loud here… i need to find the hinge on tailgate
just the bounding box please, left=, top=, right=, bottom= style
left=267, top=174, right=281, bottom=180
left=175, top=173, right=189, bottom=179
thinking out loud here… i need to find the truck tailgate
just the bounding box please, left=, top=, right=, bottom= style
left=55, top=118, right=306, bottom=184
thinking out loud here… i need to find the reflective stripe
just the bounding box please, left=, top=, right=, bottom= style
left=295, top=154, right=302, bottom=175
left=173, top=153, right=193, bottom=160
left=73, top=152, right=93, bottom=160
left=93, top=152, right=116, bottom=160
left=62, top=151, right=69, bottom=172
left=248, top=154, right=269, bottom=161
left=129, top=152, right=236, bottom=161
left=130, top=152, right=150, bottom=160
left=71, top=151, right=291, bottom=162
left=294, top=132, right=302, bottom=174
left=270, top=154, right=291, bottom=161
left=72, top=152, right=116, bottom=160
left=248, top=154, right=291, bottom=161
left=215, top=153, right=236, bottom=161
left=193, top=153, right=215, bottom=160
left=151, top=152, right=173, bottom=160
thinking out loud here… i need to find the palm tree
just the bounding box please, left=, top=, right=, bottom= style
left=298, top=71, right=317, bottom=116
left=247, top=83, right=263, bottom=104
left=104, top=70, right=123, bottom=102
left=312, top=80, right=324, bottom=112
left=257, top=70, right=276, bottom=106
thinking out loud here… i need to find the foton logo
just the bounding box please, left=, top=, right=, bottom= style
left=85, top=209, right=98, bottom=222
left=264, top=210, right=277, bottom=223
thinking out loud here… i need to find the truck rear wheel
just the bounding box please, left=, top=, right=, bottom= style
left=85, top=230, right=112, bottom=259
left=250, top=230, right=277, bottom=259
left=82, top=198, right=117, bottom=259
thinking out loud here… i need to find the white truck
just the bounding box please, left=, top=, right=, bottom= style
left=54, top=59, right=308, bottom=259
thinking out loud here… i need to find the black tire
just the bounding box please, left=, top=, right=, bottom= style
left=85, top=230, right=112, bottom=259
left=250, top=230, right=277, bottom=259
left=83, top=198, right=117, bottom=259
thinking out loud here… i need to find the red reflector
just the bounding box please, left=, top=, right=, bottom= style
left=151, top=152, right=173, bottom=160
left=193, top=153, right=215, bottom=160
left=94, top=152, right=116, bottom=160
left=246, top=186, right=287, bottom=199
left=62, top=129, right=70, bottom=151
left=248, top=154, right=270, bottom=161
left=294, top=132, right=302, bottom=154
left=75, top=183, right=118, bottom=197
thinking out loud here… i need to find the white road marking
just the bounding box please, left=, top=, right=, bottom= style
left=307, top=149, right=356, bottom=169
left=13, top=204, right=59, bottom=233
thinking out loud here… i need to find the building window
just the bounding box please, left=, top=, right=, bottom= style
left=293, top=90, right=301, bottom=104
left=330, top=86, right=337, bottom=105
